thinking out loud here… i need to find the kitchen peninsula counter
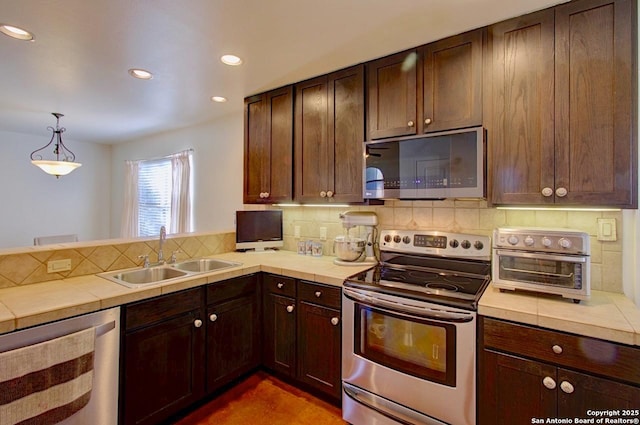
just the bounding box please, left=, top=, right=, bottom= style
left=0, top=250, right=639, bottom=348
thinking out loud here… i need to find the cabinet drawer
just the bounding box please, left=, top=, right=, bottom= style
left=298, top=281, right=341, bottom=309
left=264, top=274, right=296, bottom=297
left=482, top=317, right=640, bottom=385
left=125, top=288, right=203, bottom=331
left=207, top=275, right=257, bottom=304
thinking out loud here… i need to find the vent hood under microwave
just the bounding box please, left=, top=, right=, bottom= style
left=364, top=126, right=486, bottom=200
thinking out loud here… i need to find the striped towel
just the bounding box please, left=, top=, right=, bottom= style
left=0, top=327, right=96, bottom=425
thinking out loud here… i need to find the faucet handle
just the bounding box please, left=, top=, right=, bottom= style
left=169, top=250, right=181, bottom=264
left=138, top=255, right=150, bottom=268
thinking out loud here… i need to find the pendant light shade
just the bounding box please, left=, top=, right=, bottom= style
left=30, top=113, right=82, bottom=177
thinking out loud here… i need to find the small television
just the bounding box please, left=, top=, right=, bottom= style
left=235, top=210, right=283, bottom=252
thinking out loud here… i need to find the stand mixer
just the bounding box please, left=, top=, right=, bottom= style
left=333, top=211, right=378, bottom=266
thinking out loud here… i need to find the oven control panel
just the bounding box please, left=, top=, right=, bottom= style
left=380, top=230, right=491, bottom=259
left=493, top=227, right=589, bottom=255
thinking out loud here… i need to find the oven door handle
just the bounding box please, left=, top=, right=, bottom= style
left=500, top=265, right=574, bottom=279
left=495, top=249, right=588, bottom=263
left=343, top=288, right=474, bottom=323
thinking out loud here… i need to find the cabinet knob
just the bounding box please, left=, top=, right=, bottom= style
left=277, top=282, right=284, bottom=289
left=542, top=376, right=557, bottom=390
left=320, top=191, right=327, bottom=198
left=326, top=190, right=334, bottom=198
left=407, top=120, right=415, bottom=127
left=194, top=319, right=203, bottom=328
left=541, top=187, right=554, bottom=197
left=424, top=118, right=432, bottom=125
left=286, top=305, right=295, bottom=313
left=560, top=381, right=574, bottom=394
left=315, top=291, right=322, bottom=298
left=209, top=314, right=218, bottom=322
left=331, top=317, right=340, bottom=326
left=555, top=187, right=568, bottom=197
left=552, top=344, right=563, bottom=354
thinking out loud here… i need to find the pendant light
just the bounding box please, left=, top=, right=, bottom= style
left=30, top=113, right=82, bottom=178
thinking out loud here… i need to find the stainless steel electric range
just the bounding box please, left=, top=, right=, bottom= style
left=342, top=229, right=491, bottom=425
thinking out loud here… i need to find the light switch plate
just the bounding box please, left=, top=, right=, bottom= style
left=596, top=218, right=617, bottom=241
left=319, top=227, right=327, bottom=241
left=294, top=225, right=301, bottom=239
left=47, top=259, right=71, bottom=273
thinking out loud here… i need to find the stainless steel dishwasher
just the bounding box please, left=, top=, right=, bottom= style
left=0, top=307, right=120, bottom=425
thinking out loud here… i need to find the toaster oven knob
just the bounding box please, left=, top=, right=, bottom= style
left=542, top=237, right=553, bottom=247
left=507, top=235, right=519, bottom=245
left=393, top=235, right=401, bottom=243
left=473, top=240, right=484, bottom=250
left=524, top=236, right=535, bottom=246
left=461, top=240, right=471, bottom=249
left=559, top=238, right=572, bottom=249
left=402, top=236, right=411, bottom=244
left=384, top=234, right=392, bottom=243
left=449, top=239, right=459, bottom=248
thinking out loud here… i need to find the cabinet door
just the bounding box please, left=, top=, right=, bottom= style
left=488, top=9, right=556, bottom=205
left=554, top=0, right=636, bottom=207
left=557, top=368, right=640, bottom=416
left=367, top=50, right=419, bottom=140
left=479, top=350, right=557, bottom=425
left=422, top=29, right=483, bottom=133
left=206, top=294, right=260, bottom=392
left=297, top=302, right=341, bottom=399
left=263, top=293, right=297, bottom=377
left=244, top=86, right=293, bottom=204
left=295, top=75, right=330, bottom=202
left=122, top=310, right=205, bottom=425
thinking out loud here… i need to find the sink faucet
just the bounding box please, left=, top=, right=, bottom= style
left=158, top=226, right=166, bottom=264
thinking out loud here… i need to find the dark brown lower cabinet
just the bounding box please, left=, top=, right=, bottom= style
left=121, top=288, right=205, bottom=425
left=479, top=317, right=640, bottom=424
left=263, top=292, right=297, bottom=377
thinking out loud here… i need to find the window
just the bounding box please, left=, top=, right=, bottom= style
left=121, top=150, right=193, bottom=238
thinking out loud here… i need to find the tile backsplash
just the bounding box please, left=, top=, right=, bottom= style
left=279, top=200, right=623, bottom=293
left=0, top=232, right=236, bottom=288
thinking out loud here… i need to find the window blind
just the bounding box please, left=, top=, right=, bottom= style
left=137, top=158, right=172, bottom=237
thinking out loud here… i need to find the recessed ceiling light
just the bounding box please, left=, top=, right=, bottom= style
left=220, top=54, right=242, bottom=66
left=0, top=24, right=34, bottom=41
left=128, top=68, right=153, bottom=80
left=211, top=96, right=227, bottom=103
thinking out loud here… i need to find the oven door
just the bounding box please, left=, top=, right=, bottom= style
left=492, top=249, right=589, bottom=295
left=342, top=287, right=477, bottom=425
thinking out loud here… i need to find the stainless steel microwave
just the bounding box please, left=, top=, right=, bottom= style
left=364, top=126, right=485, bottom=199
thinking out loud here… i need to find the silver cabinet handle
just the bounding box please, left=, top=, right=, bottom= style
left=277, top=282, right=284, bottom=289
left=552, top=345, right=563, bottom=354
left=424, top=118, right=432, bottom=125
left=315, top=291, right=322, bottom=298
left=407, top=120, right=415, bottom=127
left=209, top=314, right=218, bottom=322
left=541, top=187, right=553, bottom=197
left=264, top=192, right=270, bottom=198
left=194, top=319, right=203, bottom=328
left=542, top=376, right=556, bottom=390
left=320, top=191, right=327, bottom=198
left=560, top=381, right=574, bottom=394
left=326, top=190, right=334, bottom=198
left=286, top=305, right=294, bottom=313
left=556, top=187, right=568, bottom=197
left=331, top=317, right=340, bottom=326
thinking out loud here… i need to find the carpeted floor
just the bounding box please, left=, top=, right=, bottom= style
left=173, top=372, right=347, bottom=425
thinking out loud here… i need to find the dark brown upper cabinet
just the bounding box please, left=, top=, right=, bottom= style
left=244, top=86, right=293, bottom=204
left=488, top=0, right=637, bottom=207
left=366, top=28, right=484, bottom=140
left=294, top=65, right=365, bottom=203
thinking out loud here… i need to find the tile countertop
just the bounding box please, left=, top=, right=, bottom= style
left=0, top=250, right=639, bottom=348
left=0, top=251, right=372, bottom=335
left=479, top=283, right=640, bottom=346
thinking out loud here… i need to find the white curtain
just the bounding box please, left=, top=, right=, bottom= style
left=169, top=150, right=192, bottom=234
left=120, top=160, right=140, bottom=238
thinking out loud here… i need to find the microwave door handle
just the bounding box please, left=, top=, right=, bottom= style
left=495, top=249, right=588, bottom=264
left=500, top=266, right=574, bottom=279
left=343, top=288, right=473, bottom=323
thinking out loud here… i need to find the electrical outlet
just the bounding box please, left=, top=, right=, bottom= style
left=294, top=225, right=301, bottom=239
left=47, top=259, right=71, bottom=273
left=597, top=218, right=617, bottom=241
left=319, top=227, right=327, bottom=241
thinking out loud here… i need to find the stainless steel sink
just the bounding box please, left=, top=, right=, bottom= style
left=171, top=258, right=241, bottom=273
left=98, top=266, right=192, bottom=288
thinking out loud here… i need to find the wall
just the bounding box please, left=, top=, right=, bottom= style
left=0, top=130, right=111, bottom=248
left=282, top=201, right=624, bottom=293
left=110, top=112, right=244, bottom=238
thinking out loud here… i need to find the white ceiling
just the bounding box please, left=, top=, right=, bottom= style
left=0, top=0, right=566, bottom=144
